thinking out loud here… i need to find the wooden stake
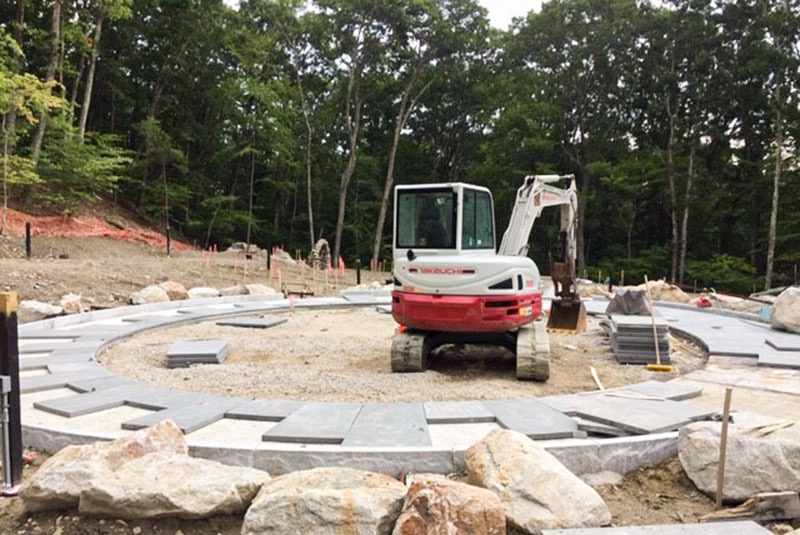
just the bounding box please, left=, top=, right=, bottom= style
left=0, top=292, right=22, bottom=486
left=716, top=387, right=733, bottom=508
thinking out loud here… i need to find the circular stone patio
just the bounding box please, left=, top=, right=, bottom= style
left=16, top=290, right=800, bottom=477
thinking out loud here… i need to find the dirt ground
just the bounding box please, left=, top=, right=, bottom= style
left=100, top=308, right=707, bottom=402
left=0, top=235, right=386, bottom=309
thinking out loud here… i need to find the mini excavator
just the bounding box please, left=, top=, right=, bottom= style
left=390, top=175, right=586, bottom=380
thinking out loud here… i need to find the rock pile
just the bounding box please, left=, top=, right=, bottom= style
left=635, top=279, right=691, bottom=304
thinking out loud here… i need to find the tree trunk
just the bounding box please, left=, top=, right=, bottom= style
left=295, top=69, right=314, bottom=250
left=77, top=10, right=104, bottom=140
left=665, top=93, right=678, bottom=283
left=68, top=54, right=86, bottom=124
left=678, top=143, right=695, bottom=285
left=371, top=68, right=433, bottom=267
left=30, top=0, right=61, bottom=164
left=1, top=114, right=9, bottom=235
left=765, top=84, right=783, bottom=290
left=332, top=64, right=363, bottom=265
left=246, top=149, right=254, bottom=253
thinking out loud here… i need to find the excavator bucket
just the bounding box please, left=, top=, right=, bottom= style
left=547, top=298, right=587, bottom=333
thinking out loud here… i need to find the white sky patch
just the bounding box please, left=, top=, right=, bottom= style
left=479, top=0, right=544, bottom=28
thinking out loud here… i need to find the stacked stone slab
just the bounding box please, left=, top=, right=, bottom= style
left=608, top=315, right=670, bottom=365
left=166, top=340, right=230, bottom=368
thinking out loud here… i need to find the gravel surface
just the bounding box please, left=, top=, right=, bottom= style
left=100, top=308, right=707, bottom=402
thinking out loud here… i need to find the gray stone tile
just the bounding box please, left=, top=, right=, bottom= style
left=262, top=403, right=363, bottom=444
left=375, top=304, right=392, bottom=314
left=20, top=370, right=113, bottom=393
left=215, top=316, right=288, bottom=329
left=341, top=293, right=378, bottom=304
left=168, top=340, right=230, bottom=358
left=67, top=375, right=136, bottom=393
left=584, top=299, right=610, bottom=316
left=765, top=336, right=800, bottom=351
left=19, top=356, right=49, bottom=371
left=225, top=399, right=304, bottom=421
left=758, top=350, right=800, bottom=369
left=423, top=401, right=496, bottom=424
left=121, top=398, right=249, bottom=434
left=342, top=403, right=431, bottom=447
left=542, top=520, right=771, bottom=535
left=572, top=417, right=629, bottom=437
left=482, top=399, right=579, bottom=439
left=34, top=385, right=140, bottom=417
left=625, top=381, right=702, bottom=401
left=124, top=388, right=207, bottom=410
left=18, top=330, right=81, bottom=339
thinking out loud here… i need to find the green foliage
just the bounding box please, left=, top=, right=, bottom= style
left=685, top=255, right=760, bottom=295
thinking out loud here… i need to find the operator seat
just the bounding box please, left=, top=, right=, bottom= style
left=418, top=204, right=447, bottom=248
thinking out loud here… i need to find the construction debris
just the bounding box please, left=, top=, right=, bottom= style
left=699, top=491, right=800, bottom=523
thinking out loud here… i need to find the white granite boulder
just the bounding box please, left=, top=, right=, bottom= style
left=78, top=453, right=269, bottom=519
left=22, top=421, right=186, bottom=510
left=220, top=284, right=248, bottom=296
left=465, top=429, right=611, bottom=533
left=130, top=285, right=170, bottom=305
left=771, top=287, right=800, bottom=334
left=158, top=281, right=189, bottom=301
left=59, top=293, right=84, bottom=314
left=245, top=283, right=276, bottom=295
left=679, top=419, right=800, bottom=501
left=18, top=300, right=62, bottom=322
left=188, top=286, right=220, bottom=299
left=242, top=467, right=406, bottom=535
left=392, top=473, right=505, bottom=535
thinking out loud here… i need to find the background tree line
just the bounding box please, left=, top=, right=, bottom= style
left=1, top=0, right=799, bottom=294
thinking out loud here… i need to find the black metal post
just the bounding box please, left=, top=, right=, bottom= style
left=267, top=244, right=272, bottom=271
left=0, top=293, right=22, bottom=487
left=166, top=225, right=171, bottom=257
left=24, top=222, right=31, bottom=260
left=356, top=259, right=361, bottom=285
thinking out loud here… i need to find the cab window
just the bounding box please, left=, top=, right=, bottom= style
left=396, top=189, right=456, bottom=249
left=462, top=189, right=494, bottom=249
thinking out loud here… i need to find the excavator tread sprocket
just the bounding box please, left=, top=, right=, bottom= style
left=391, top=329, right=429, bottom=373
left=516, top=320, right=550, bottom=381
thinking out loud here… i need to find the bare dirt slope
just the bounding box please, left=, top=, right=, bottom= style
left=0, top=235, right=385, bottom=308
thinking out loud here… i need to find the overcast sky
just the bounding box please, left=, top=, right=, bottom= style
left=478, top=0, right=544, bottom=28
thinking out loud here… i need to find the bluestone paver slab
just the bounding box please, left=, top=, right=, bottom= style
left=67, top=375, right=135, bottom=393
left=375, top=304, right=392, bottom=314
left=584, top=299, right=610, bottom=316
left=19, top=356, right=49, bottom=371
left=20, top=370, right=112, bottom=393
left=121, top=398, right=249, bottom=433
left=765, top=336, right=800, bottom=351
left=569, top=395, right=714, bottom=434
left=18, top=330, right=81, bottom=339
left=541, top=520, right=771, bottom=535
left=124, top=388, right=208, bottom=410
left=625, top=381, right=702, bottom=401
left=423, top=401, right=496, bottom=424
left=225, top=399, right=304, bottom=421
left=573, top=417, right=629, bottom=437
left=215, top=316, right=288, bottom=329
left=168, top=340, right=230, bottom=358
left=342, top=403, right=431, bottom=447
left=482, top=399, right=579, bottom=439
left=341, top=293, right=378, bottom=304
left=262, top=403, right=363, bottom=444
left=758, top=350, right=800, bottom=369
left=21, top=342, right=104, bottom=355
left=34, top=385, right=140, bottom=417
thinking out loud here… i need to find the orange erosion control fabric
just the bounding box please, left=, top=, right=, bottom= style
left=2, top=208, right=192, bottom=251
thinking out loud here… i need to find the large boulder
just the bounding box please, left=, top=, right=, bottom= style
left=130, top=285, right=170, bottom=305
left=79, top=453, right=269, bottom=519
left=158, top=281, right=189, bottom=301
left=771, top=287, right=800, bottom=334
left=245, top=283, right=276, bottom=296
left=392, top=474, right=505, bottom=535
left=188, top=287, right=220, bottom=299
left=635, top=279, right=691, bottom=304
left=242, top=467, right=406, bottom=535
left=18, top=300, right=62, bottom=322
left=220, top=284, right=248, bottom=297
left=59, top=293, right=84, bottom=314
left=679, top=420, right=800, bottom=501
left=465, top=429, right=611, bottom=533
left=22, top=421, right=186, bottom=511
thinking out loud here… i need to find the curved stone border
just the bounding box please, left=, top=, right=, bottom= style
left=20, top=293, right=785, bottom=476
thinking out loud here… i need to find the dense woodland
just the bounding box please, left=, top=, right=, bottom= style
left=1, top=0, right=799, bottom=293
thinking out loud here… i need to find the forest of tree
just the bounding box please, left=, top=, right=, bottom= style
left=1, top=0, right=799, bottom=294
